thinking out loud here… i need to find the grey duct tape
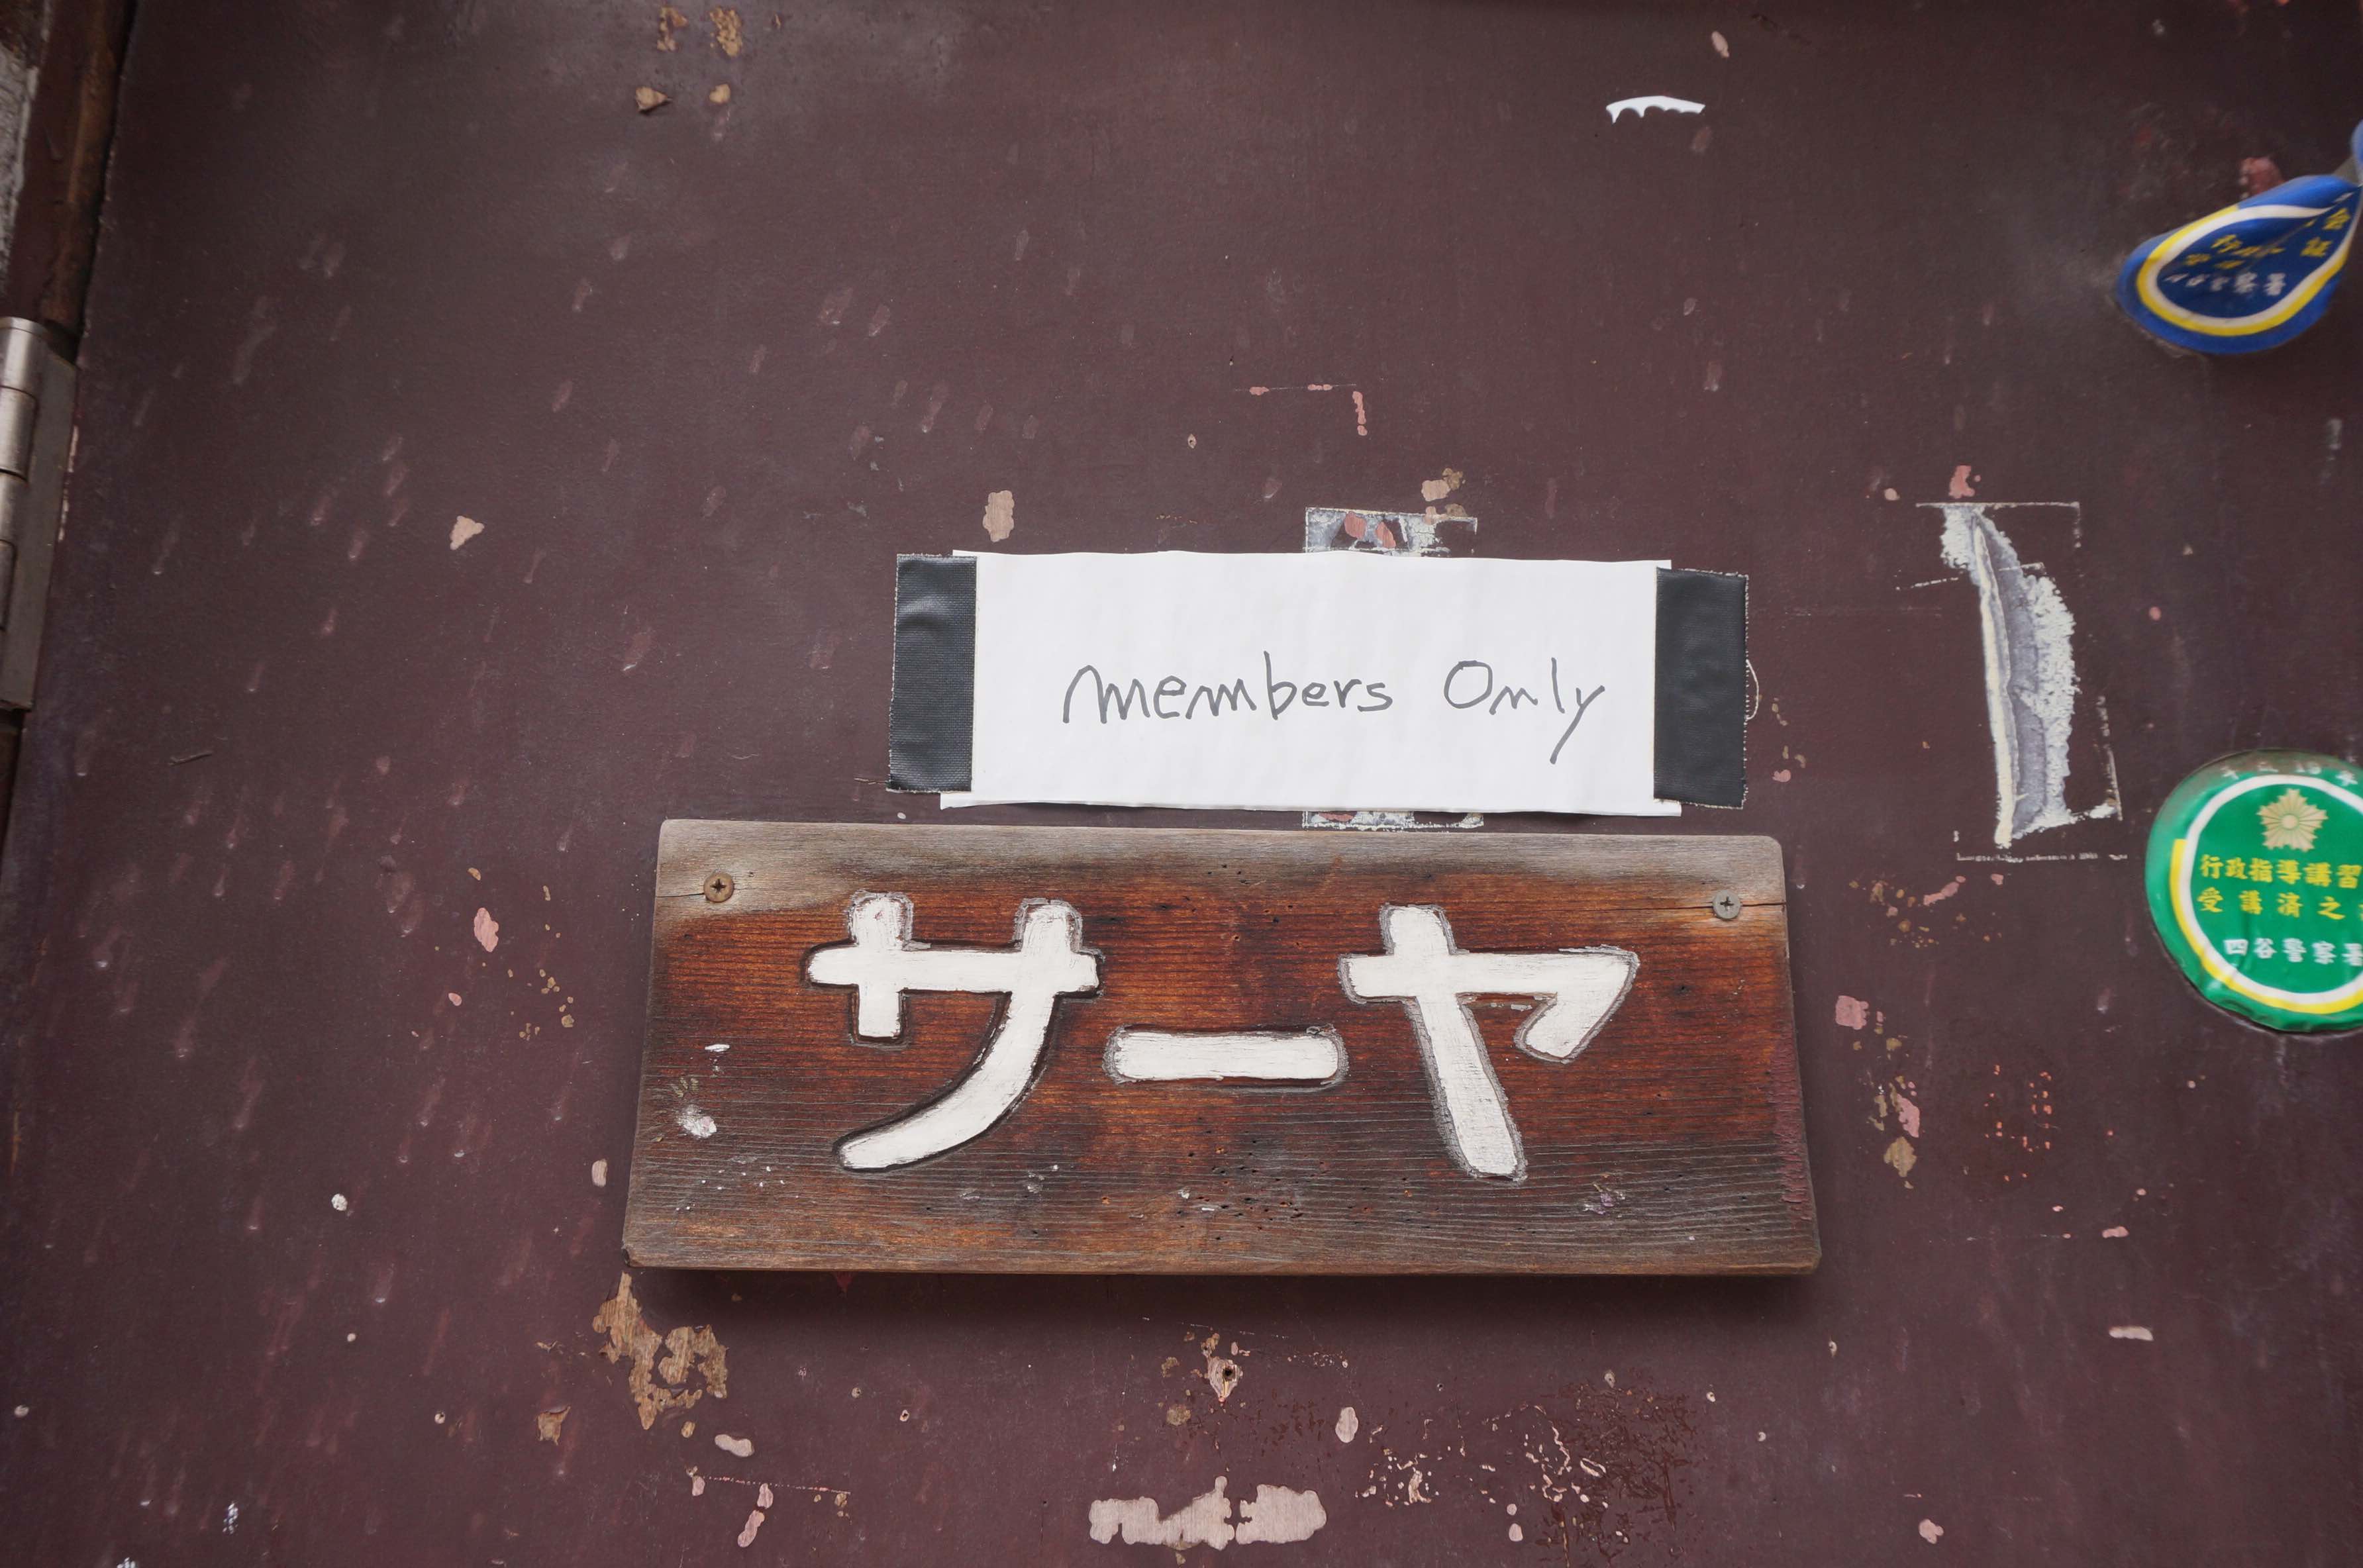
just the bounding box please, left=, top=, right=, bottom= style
left=885, top=556, right=1748, bottom=807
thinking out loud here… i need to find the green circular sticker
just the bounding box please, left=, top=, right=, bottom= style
left=2146, top=751, right=2363, bottom=1034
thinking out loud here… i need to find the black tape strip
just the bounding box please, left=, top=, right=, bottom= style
left=886, top=554, right=976, bottom=793
left=1653, top=568, right=1748, bottom=808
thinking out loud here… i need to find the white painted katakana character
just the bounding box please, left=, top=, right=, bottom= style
left=807, top=893, right=1099, bottom=1170
left=1340, top=905, right=1638, bottom=1181
left=1103, top=1027, right=1347, bottom=1086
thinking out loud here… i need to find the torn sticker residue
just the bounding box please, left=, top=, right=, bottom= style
left=1303, top=505, right=1480, bottom=832
left=1934, top=504, right=2091, bottom=847
left=1303, top=506, right=1472, bottom=559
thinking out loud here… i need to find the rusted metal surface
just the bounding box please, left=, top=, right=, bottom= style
left=0, top=0, right=132, bottom=338
left=1, top=1, right=2360, bottom=1561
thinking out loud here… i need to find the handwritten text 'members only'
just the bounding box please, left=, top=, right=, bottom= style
left=1062, top=654, right=1605, bottom=764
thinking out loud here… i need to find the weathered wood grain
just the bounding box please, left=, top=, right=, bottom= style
left=625, top=822, right=1817, bottom=1273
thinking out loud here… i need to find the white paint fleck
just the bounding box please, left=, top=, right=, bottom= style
left=1893, top=1091, right=1921, bottom=1139
left=715, top=1432, right=754, bottom=1458
left=1509, top=1522, right=1525, bottom=1542
left=223, top=1502, right=239, bottom=1534
left=1920, top=1518, right=1944, bottom=1544
left=1605, top=95, right=1705, bottom=122
left=590, top=1159, right=608, bottom=1188
left=737, top=1506, right=766, bottom=1547
left=757, top=1483, right=774, bottom=1508
left=676, top=1106, right=718, bottom=1140
left=706, top=1042, right=730, bottom=1054
left=2101, top=1225, right=2128, bottom=1239
left=11, top=1404, right=26, bottom=1417
left=330, top=1193, right=349, bottom=1213
left=472, top=906, right=500, bottom=952
left=1334, top=1405, right=1358, bottom=1444
left=450, top=514, right=484, bottom=550
left=1710, top=30, right=1729, bottom=56
left=2108, top=1325, right=2154, bottom=1342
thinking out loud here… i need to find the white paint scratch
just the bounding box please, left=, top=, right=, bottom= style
left=1606, top=95, right=1705, bottom=122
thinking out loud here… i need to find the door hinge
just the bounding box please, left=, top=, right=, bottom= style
left=0, top=317, right=75, bottom=710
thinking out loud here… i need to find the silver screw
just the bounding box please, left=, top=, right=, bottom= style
left=1711, top=891, right=1742, bottom=921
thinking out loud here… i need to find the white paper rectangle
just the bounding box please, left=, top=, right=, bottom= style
left=947, top=552, right=1674, bottom=816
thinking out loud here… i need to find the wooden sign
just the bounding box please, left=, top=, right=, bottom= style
left=625, top=822, right=1817, bottom=1274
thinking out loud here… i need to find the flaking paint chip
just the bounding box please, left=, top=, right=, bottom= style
left=473, top=907, right=501, bottom=952
left=709, top=83, right=731, bottom=104
left=450, top=514, right=484, bottom=550
left=981, top=489, right=1015, bottom=542
left=634, top=87, right=671, bottom=113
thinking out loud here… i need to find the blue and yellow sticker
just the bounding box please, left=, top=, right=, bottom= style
left=2146, top=752, right=2363, bottom=1034
left=2115, top=123, right=2362, bottom=354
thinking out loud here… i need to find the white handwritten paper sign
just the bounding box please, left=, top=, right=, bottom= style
left=936, top=552, right=1675, bottom=816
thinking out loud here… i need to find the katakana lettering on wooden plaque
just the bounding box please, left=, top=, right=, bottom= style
left=625, top=822, right=1816, bottom=1274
